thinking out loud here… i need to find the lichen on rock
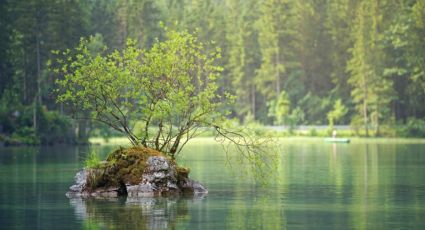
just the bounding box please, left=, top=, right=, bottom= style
left=66, top=146, right=207, bottom=198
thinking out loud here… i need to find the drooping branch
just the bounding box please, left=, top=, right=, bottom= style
left=53, top=31, right=276, bottom=180
left=198, top=122, right=278, bottom=182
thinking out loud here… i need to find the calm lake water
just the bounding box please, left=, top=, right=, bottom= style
left=1, top=138, right=424, bottom=229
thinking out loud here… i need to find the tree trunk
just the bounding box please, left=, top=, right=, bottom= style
left=33, top=6, right=42, bottom=132
left=33, top=100, right=37, bottom=131
left=251, top=84, right=256, bottom=120
left=123, top=125, right=138, bottom=146
left=363, top=98, right=369, bottom=137
left=363, top=73, right=369, bottom=137
left=36, top=30, right=41, bottom=105
left=375, top=102, right=380, bottom=136
left=275, top=48, right=281, bottom=99
left=23, top=52, right=27, bottom=103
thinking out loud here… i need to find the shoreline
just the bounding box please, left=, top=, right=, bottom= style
left=88, top=136, right=425, bottom=146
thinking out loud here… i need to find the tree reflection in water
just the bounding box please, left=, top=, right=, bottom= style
left=69, top=194, right=206, bottom=229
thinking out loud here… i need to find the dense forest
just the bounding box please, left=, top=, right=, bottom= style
left=0, top=0, right=424, bottom=144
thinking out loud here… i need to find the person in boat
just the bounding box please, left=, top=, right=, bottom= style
left=332, top=129, right=337, bottom=138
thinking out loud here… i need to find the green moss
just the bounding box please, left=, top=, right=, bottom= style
left=86, top=146, right=178, bottom=191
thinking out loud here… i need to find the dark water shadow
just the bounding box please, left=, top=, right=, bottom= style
left=69, top=194, right=207, bottom=229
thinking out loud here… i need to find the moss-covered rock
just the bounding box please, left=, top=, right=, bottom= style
left=66, top=146, right=207, bottom=198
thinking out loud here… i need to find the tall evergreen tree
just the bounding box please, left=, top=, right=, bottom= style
left=347, top=0, right=393, bottom=136
left=325, top=0, right=357, bottom=100
left=225, top=0, right=260, bottom=120
left=295, top=0, right=333, bottom=97
left=255, top=0, right=299, bottom=123
left=0, top=0, right=13, bottom=98
left=116, top=0, right=162, bottom=49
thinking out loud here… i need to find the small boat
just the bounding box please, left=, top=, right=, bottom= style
left=324, top=138, right=351, bottom=143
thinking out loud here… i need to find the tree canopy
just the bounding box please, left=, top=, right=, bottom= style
left=52, top=30, right=276, bottom=177
left=1, top=0, right=425, bottom=140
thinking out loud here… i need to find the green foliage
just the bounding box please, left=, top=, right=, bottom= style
left=309, top=128, right=317, bottom=137
left=347, top=0, right=396, bottom=136
left=327, top=99, right=348, bottom=126
left=225, top=0, right=260, bottom=121
left=37, top=108, right=75, bottom=144
left=0, top=98, right=74, bottom=145
left=287, top=107, right=305, bottom=133
left=11, top=127, right=40, bottom=145
left=54, top=30, right=229, bottom=157
left=398, top=118, right=425, bottom=138
left=349, top=115, right=363, bottom=136
left=273, top=91, right=291, bottom=125
left=85, top=150, right=102, bottom=169
left=255, top=0, right=296, bottom=101
left=2, top=0, right=425, bottom=142
left=297, top=93, right=331, bottom=125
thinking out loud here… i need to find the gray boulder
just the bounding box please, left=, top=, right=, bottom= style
left=66, top=155, right=207, bottom=198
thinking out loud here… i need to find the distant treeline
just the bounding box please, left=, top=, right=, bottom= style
left=0, top=0, right=424, bottom=144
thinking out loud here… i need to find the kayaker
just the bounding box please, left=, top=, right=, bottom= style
left=332, top=129, right=337, bottom=138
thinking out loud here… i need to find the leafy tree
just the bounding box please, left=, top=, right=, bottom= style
left=269, top=91, right=290, bottom=125
left=2, top=0, right=425, bottom=139
left=287, top=107, right=305, bottom=128
left=298, top=92, right=331, bottom=125
left=53, top=30, right=275, bottom=175
left=327, top=99, right=348, bottom=126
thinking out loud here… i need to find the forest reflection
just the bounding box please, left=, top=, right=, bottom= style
left=1, top=140, right=424, bottom=229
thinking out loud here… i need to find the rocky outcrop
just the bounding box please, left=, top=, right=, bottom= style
left=66, top=147, right=207, bottom=198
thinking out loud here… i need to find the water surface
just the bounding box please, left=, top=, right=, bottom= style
left=0, top=138, right=424, bottom=229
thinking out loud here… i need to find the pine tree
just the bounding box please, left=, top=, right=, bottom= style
left=347, top=0, right=393, bottom=136
left=325, top=0, right=357, bottom=100
left=225, top=0, right=260, bottom=120
left=255, top=0, right=301, bottom=123
left=116, top=0, right=163, bottom=49
left=0, top=0, right=13, bottom=98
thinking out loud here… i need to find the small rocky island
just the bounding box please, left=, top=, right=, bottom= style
left=66, top=146, right=207, bottom=198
